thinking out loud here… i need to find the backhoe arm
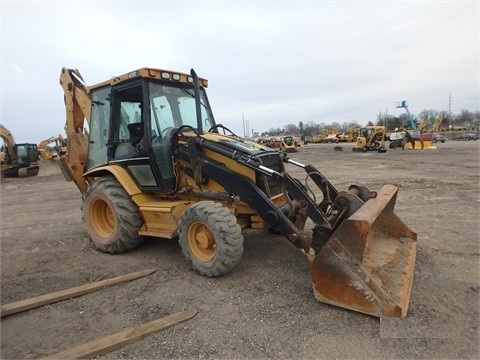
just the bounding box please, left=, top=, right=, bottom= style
left=59, top=68, right=92, bottom=193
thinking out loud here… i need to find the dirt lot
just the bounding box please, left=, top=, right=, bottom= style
left=1, top=140, right=479, bottom=359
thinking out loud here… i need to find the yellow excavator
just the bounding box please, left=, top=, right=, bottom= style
left=353, top=126, right=388, bottom=152
left=0, top=124, right=39, bottom=178
left=59, top=67, right=417, bottom=317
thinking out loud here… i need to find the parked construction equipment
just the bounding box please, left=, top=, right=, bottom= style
left=36, top=134, right=67, bottom=176
left=280, top=135, right=298, bottom=152
left=353, top=126, right=388, bottom=152
left=38, top=134, right=67, bottom=160
left=58, top=66, right=417, bottom=317
left=394, top=101, right=434, bottom=150
left=0, top=124, right=39, bottom=178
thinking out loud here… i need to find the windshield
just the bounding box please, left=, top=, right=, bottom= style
left=148, top=82, right=215, bottom=136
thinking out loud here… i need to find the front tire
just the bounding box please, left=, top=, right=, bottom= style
left=82, top=176, right=144, bottom=254
left=178, top=201, right=243, bottom=277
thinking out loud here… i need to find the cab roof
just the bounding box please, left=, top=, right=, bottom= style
left=87, top=68, right=208, bottom=91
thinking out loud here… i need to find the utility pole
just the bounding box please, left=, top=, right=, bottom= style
left=242, top=112, right=246, bottom=138
left=386, top=106, right=388, bottom=128
left=448, top=93, right=452, bottom=128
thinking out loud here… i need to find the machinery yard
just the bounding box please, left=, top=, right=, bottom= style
left=1, top=140, right=478, bottom=359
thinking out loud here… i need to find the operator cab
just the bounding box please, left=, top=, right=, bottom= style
left=87, top=69, right=215, bottom=193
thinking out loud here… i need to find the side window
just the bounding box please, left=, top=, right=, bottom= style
left=118, top=101, right=142, bottom=141
left=88, top=87, right=110, bottom=169
left=150, top=96, right=174, bottom=139
left=177, top=96, right=198, bottom=128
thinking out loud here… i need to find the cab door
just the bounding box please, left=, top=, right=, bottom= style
left=108, top=81, right=176, bottom=192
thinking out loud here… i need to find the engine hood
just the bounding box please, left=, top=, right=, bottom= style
left=200, top=132, right=278, bottom=157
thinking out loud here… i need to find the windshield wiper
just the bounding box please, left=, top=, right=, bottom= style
left=182, top=89, right=208, bottom=109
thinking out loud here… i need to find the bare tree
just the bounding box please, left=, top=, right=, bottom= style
left=418, top=109, right=439, bottom=121
left=456, top=109, right=475, bottom=127
left=283, top=123, right=298, bottom=135
left=271, top=107, right=477, bottom=136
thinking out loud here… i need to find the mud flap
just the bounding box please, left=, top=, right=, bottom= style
left=311, top=184, right=417, bottom=317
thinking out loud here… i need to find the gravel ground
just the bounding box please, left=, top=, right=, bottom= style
left=1, top=140, right=479, bottom=359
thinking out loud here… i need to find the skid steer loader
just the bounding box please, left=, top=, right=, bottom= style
left=59, top=67, right=417, bottom=317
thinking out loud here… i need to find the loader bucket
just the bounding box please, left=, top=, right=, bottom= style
left=406, top=140, right=436, bottom=150
left=37, top=159, right=63, bottom=177
left=311, top=184, right=417, bottom=317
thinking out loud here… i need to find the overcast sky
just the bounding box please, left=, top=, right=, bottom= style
left=1, top=1, right=478, bottom=143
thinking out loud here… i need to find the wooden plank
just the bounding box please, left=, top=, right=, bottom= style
left=42, top=308, right=198, bottom=359
left=0, top=269, right=156, bottom=318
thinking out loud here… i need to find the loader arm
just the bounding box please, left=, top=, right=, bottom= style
left=59, top=68, right=92, bottom=193
left=182, top=134, right=417, bottom=317
left=185, top=136, right=358, bottom=252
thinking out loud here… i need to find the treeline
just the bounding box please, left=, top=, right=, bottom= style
left=263, top=109, right=480, bottom=136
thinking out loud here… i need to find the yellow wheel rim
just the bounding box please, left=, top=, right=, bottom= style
left=90, top=198, right=115, bottom=243
left=187, top=221, right=217, bottom=262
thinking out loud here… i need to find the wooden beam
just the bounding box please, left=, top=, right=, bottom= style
left=41, top=308, right=198, bottom=359
left=1, top=268, right=156, bottom=318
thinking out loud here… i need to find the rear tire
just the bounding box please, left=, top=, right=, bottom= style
left=178, top=201, right=243, bottom=277
left=82, top=176, right=144, bottom=254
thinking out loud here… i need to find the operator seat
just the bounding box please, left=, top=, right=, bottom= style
left=128, top=123, right=144, bottom=147
left=114, top=122, right=145, bottom=159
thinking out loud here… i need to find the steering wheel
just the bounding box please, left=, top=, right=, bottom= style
left=161, top=127, right=174, bottom=137
left=159, top=127, right=175, bottom=141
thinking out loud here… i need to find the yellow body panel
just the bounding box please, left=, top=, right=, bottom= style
left=138, top=200, right=191, bottom=238
left=406, top=140, right=436, bottom=150
left=84, top=165, right=143, bottom=196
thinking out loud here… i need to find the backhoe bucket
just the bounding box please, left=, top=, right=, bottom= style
left=311, top=184, right=417, bottom=317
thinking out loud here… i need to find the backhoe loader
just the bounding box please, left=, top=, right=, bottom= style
left=37, top=134, right=67, bottom=176
left=38, top=134, right=67, bottom=160
left=59, top=67, right=417, bottom=317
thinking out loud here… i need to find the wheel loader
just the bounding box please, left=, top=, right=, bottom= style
left=59, top=67, right=417, bottom=317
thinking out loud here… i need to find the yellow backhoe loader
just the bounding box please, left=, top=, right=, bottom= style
left=0, top=124, right=39, bottom=178
left=38, top=134, right=67, bottom=160
left=58, top=67, right=417, bottom=317
left=37, top=134, right=67, bottom=176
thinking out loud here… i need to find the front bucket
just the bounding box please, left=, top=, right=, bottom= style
left=37, top=159, right=63, bottom=177
left=406, top=140, right=437, bottom=150
left=311, top=184, right=417, bottom=317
